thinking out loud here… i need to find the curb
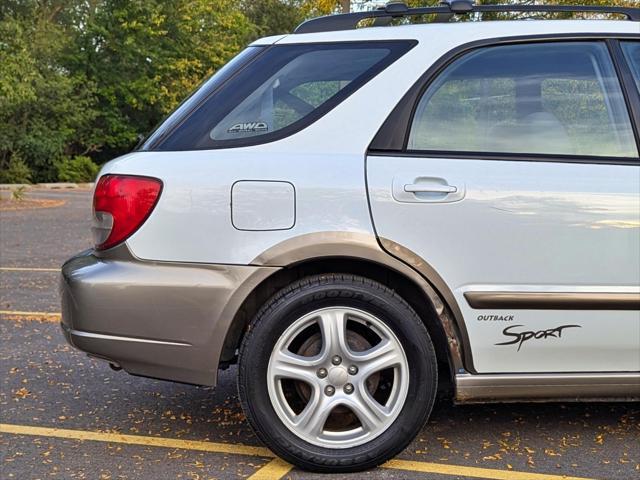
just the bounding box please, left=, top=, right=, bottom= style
left=0, top=183, right=94, bottom=190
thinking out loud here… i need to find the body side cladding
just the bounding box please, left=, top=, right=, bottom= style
left=464, top=291, right=640, bottom=310
left=377, top=237, right=474, bottom=374
left=248, top=232, right=470, bottom=375
left=455, top=372, right=640, bottom=403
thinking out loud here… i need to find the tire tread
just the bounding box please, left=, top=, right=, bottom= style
left=238, top=273, right=437, bottom=472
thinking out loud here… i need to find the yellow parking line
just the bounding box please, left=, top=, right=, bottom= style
left=0, top=267, right=60, bottom=272
left=384, top=459, right=595, bottom=480
left=0, top=423, right=272, bottom=457
left=248, top=458, right=293, bottom=479
left=1, top=423, right=600, bottom=480
left=0, top=310, right=61, bottom=320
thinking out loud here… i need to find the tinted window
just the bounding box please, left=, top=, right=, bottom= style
left=622, top=41, right=640, bottom=91
left=141, top=47, right=263, bottom=150
left=149, top=41, right=414, bottom=150
left=408, top=42, right=637, bottom=158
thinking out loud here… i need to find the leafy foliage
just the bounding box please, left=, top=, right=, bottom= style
left=0, top=5, right=95, bottom=182
left=69, top=0, right=256, bottom=164
left=56, top=156, right=100, bottom=183
left=0, top=0, right=637, bottom=182
left=1, top=0, right=257, bottom=181
left=0, top=154, right=32, bottom=184
left=11, top=185, right=27, bottom=201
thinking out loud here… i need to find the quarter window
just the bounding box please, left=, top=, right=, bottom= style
left=148, top=42, right=414, bottom=150
left=408, top=42, right=638, bottom=158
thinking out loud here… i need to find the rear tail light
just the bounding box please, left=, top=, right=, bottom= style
left=92, top=174, right=163, bottom=251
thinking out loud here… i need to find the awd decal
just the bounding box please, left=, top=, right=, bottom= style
left=227, top=122, right=268, bottom=134
left=496, top=324, right=581, bottom=351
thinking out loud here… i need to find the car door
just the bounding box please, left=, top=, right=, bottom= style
left=367, top=39, right=640, bottom=374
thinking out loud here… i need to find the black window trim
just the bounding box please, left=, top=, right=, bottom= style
left=141, top=46, right=267, bottom=151
left=148, top=40, right=418, bottom=152
left=609, top=38, right=640, bottom=143
left=368, top=33, right=640, bottom=166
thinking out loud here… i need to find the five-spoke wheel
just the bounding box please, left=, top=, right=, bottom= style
left=238, top=274, right=438, bottom=472
left=267, top=307, right=409, bottom=448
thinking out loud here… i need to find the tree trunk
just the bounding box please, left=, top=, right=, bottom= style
left=340, top=0, right=350, bottom=13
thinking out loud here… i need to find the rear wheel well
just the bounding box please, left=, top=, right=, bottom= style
left=221, top=257, right=454, bottom=394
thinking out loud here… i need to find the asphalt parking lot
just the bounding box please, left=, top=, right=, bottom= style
left=1, top=189, right=639, bottom=480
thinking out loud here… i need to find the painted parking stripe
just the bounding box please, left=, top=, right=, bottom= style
left=0, top=267, right=60, bottom=272
left=0, top=423, right=597, bottom=480
left=247, top=458, right=292, bottom=479
left=0, top=423, right=271, bottom=457
left=0, top=310, right=61, bottom=320
left=383, top=459, right=594, bottom=480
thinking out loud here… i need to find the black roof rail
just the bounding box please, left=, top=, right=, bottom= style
left=294, top=0, right=640, bottom=34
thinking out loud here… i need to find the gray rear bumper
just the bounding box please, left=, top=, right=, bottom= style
left=60, top=250, right=277, bottom=385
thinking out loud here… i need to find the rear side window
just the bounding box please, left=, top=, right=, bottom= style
left=141, top=47, right=263, bottom=150
left=408, top=42, right=638, bottom=158
left=147, top=41, right=414, bottom=151
left=621, top=41, right=640, bottom=91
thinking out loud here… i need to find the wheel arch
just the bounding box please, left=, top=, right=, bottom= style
left=220, top=233, right=471, bottom=389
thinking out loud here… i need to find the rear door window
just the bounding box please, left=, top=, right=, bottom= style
left=147, top=41, right=414, bottom=151
left=407, top=42, right=638, bottom=158
left=621, top=41, right=640, bottom=91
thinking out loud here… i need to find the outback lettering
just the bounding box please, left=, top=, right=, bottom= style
left=496, top=324, right=582, bottom=351
left=477, top=314, right=514, bottom=321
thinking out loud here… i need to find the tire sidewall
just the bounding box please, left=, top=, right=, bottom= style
left=239, top=277, right=438, bottom=470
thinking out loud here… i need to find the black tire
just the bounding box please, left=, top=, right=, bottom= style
left=238, top=274, right=438, bottom=472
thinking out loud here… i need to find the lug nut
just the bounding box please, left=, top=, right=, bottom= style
left=317, top=368, right=328, bottom=379
left=324, top=385, right=335, bottom=396
left=347, top=365, right=358, bottom=375
left=344, top=383, right=354, bottom=394
left=331, top=355, right=342, bottom=365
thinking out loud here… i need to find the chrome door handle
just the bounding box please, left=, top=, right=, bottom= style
left=404, top=184, right=457, bottom=194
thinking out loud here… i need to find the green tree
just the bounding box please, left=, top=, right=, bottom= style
left=70, top=0, right=254, bottom=163
left=1, top=0, right=637, bottom=182
left=0, top=2, right=96, bottom=182
left=56, top=155, right=100, bottom=183
left=241, top=0, right=340, bottom=37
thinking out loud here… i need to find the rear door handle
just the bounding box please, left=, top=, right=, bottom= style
left=404, top=183, right=457, bottom=194
left=392, top=176, right=465, bottom=203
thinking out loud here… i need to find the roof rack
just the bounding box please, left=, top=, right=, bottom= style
left=294, top=0, right=640, bottom=34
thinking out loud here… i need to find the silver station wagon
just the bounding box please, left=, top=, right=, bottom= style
left=61, top=1, right=640, bottom=472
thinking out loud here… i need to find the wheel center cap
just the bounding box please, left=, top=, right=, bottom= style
left=327, top=366, right=348, bottom=386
